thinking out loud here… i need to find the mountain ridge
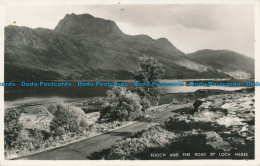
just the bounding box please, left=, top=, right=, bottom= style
left=185, top=49, right=254, bottom=78
left=4, top=13, right=254, bottom=81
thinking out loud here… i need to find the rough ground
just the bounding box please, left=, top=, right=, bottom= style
left=16, top=104, right=193, bottom=160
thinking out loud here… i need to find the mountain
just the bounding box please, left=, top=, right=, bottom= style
left=4, top=13, right=253, bottom=81
left=185, top=49, right=254, bottom=78
left=54, top=13, right=124, bottom=37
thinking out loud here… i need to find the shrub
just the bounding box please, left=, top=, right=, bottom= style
left=14, top=129, right=32, bottom=150
left=12, top=129, right=46, bottom=151
left=107, top=125, right=175, bottom=159
left=140, top=97, right=151, bottom=112
left=4, top=108, right=23, bottom=149
left=99, top=87, right=144, bottom=122
left=163, top=116, right=192, bottom=132
left=133, top=86, right=161, bottom=106
left=163, top=115, right=227, bottom=132
left=166, top=133, right=215, bottom=154
left=205, top=131, right=231, bottom=151
left=49, top=103, right=89, bottom=136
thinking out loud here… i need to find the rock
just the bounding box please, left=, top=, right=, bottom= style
left=205, top=131, right=231, bottom=151
left=54, top=13, right=124, bottom=38
left=240, top=126, right=248, bottom=132
left=192, top=99, right=204, bottom=113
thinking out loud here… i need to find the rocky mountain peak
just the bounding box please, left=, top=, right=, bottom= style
left=4, top=13, right=254, bottom=80
left=54, top=13, right=124, bottom=37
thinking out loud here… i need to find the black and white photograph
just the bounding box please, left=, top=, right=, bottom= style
left=0, top=0, right=259, bottom=165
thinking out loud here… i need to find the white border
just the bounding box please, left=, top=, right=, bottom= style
left=0, top=2, right=5, bottom=166
left=0, top=0, right=259, bottom=166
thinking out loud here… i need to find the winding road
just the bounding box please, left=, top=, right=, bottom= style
left=16, top=103, right=193, bottom=160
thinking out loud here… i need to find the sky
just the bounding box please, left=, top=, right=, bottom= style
left=5, top=4, right=255, bottom=58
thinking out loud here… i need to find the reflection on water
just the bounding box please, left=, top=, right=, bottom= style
left=161, top=86, right=245, bottom=93
left=5, top=86, right=109, bottom=101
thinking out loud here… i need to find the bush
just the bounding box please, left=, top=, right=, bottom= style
left=163, top=116, right=191, bottom=132
left=11, top=129, right=46, bottom=151
left=99, top=87, right=144, bottom=122
left=107, top=126, right=175, bottom=159
left=140, top=97, right=151, bottom=112
left=164, top=133, right=215, bottom=154
left=49, top=103, right=89, bottom=136
left=163, top=115, right=227, bottom=132
left=133, top=86, right=160, bottom=106
left=4, top=108, right=23, bottom=149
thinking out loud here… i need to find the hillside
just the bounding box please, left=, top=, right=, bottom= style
left=185, top=49, right=254, bottom=78
left=4, top=13, right=253, bottom=81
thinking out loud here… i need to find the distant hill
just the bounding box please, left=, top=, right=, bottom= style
left=4, top=13, right=253, bottom=81
left=185, top=49, right=254, bottom=78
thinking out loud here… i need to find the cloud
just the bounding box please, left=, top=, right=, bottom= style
left=5, top=4, right=254, bottom=58
left=85, top=5, right=222, bottom=30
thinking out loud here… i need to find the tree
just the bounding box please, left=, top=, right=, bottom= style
left=4, top=108, right=23, bottom=149
left=134, top=57, right=165, bottom=105
left=49, top=103, right=89, bottom=136
left=99, top=86, right=143, bottom=122
left=135, top=57, right=165, bottom=83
